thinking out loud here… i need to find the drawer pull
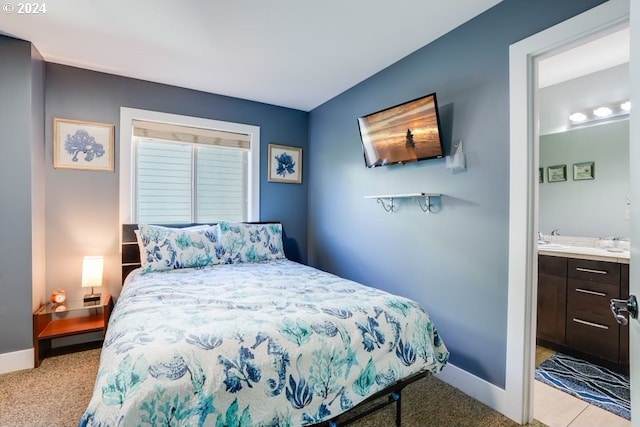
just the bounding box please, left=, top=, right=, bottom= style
left=575, top=288, right=607, bottom=297
left=572, top=318, right=609, bottom=330
left=575, top=267, right=608, bottom=275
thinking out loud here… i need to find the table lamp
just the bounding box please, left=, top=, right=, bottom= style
left=82, top=255, right=103, bottom=303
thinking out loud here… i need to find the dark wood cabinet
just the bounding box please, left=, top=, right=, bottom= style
left=537, top=255, right=629, bottom=372
left=537, top=256, right=567, bottom=345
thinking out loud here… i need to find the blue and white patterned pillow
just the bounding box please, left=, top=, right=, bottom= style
left=218, top=221, right=285, bottom=263
left=138, top=224, right=222, bottom=273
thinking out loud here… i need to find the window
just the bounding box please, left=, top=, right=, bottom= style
left=119, top=108, right=260, bottom=225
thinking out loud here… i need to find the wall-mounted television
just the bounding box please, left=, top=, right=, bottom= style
left=357, top=92, right=444, bottom=168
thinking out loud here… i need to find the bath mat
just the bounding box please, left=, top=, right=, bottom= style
left=535, top=352, right=630, bottom=420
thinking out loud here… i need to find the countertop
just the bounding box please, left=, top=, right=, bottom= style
left=538, top=236, right=629, bottom=264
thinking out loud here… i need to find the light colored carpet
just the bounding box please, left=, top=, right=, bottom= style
left=0, top=348, right=546, bottom=427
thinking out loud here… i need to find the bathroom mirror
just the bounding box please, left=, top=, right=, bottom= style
left=538, top=63, right=630, bottom=239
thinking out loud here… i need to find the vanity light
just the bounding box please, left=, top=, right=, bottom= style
left=621, top=101, right=631, bottom=112
left=593, top=106, right=612, bottom=118
left=569, top=112, right=587, bottom=123
left=568, top=99, right=630, bottom=127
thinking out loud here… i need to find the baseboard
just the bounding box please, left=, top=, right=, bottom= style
left=0, top=348, right=33, bottom=374
left=435, top=363, right=512, bottom=420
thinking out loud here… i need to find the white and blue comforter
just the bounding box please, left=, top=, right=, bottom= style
left=81, top=259, right=448, bottom=426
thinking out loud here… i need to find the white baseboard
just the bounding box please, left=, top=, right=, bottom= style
left=0, top=348, right=33, bottom=374
left=436, top=363, right=515, bottom=422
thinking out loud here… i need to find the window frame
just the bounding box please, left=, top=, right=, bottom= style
left=119, top=107, right=260, bottom=225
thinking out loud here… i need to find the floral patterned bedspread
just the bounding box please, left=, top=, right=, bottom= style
left=80, top=260, right=448, bottom=426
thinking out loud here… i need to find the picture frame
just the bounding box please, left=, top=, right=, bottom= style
left=547, top=164, right=567, bottom=183
left=539, top=168, right=544, bottom=184
left=268, top=144, right=302, bottom=184
left=573, top=161, right=595, bottom=181
left=53, top=118, right=115, bottom=172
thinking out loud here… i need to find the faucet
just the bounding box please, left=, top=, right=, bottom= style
left=538, top=232, right=550, bottom=244
left=551, top=229, right=560, bottom=236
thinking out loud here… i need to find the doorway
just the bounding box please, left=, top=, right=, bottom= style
left=506, top=0, right=631, bottom=424
left=532, top=26, right=630, bottom=427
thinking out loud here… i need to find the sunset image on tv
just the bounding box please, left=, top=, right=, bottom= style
left=358, top=94, right=443, bottom=167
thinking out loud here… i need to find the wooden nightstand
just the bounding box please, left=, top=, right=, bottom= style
left=33, top=294, right=113, bottom=367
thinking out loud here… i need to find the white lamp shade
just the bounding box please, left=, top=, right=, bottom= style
left=82, top=256, right=104, bottom=288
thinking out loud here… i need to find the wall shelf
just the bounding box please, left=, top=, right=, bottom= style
left=364, top=192, right=441, bottom=214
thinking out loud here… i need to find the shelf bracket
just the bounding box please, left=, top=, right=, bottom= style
left=376, top=197, right=397, bottom=213
left=415, top=195, right=433, bottom=214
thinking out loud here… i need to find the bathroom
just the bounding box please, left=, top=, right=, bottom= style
left=533, top=27, right=631, bottom=427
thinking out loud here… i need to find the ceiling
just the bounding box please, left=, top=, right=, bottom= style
left=0, top=0, right=504, bottom=111
left=538, top=27, right=629, bottom=89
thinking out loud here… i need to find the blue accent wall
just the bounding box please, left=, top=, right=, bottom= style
left=307, top=0, right=606, bottom=387
left=43, top=64, right=309, bottom=302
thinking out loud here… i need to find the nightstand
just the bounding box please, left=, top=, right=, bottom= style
left=33, top=294, right=113, bottom=367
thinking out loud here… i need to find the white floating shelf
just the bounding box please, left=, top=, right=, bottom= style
left=364, top=192, right=441, bottom=214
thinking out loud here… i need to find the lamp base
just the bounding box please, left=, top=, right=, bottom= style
left=83, top=293, right=101, bottom=303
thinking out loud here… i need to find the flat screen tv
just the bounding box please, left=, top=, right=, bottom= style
left=357, top=92, right=444, bottom=168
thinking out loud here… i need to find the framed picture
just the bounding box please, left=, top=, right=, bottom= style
left=573, top=161, right=595, bottom=180
left=539, top=168, right=544, bottom=184
left=547, top=164, right=567, bottom=183
left=268, top=144, right=302, bottom=184
left=53, top=118, right=115, bottom=172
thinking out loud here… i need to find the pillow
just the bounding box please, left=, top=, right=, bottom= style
left=134, top=225, right=215, bottom=267
left=218, top=221, right=285, bottom=263
left=137, top=224, right=222, bottom=273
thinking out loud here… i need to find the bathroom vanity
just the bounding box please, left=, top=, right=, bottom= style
left=537, top=244, right=630, bottom=373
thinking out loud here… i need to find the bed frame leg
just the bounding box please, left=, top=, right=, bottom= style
left=392, top=391, right=401, bottom=426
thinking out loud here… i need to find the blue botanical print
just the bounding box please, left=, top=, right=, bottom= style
left=309, top=346, right=346, bottom=398
left=101, top=354, right=149, bottom=406
left=64, top=129, right=105, bottom=162
left=275, top=151, right=296, bottom=177
left=186, top=333, right=223, bottom=350
left=352, top=358, right=376, bottom=397
left=216, top=399, right=253, bottom=427
left=279, top=317, right=313, bottom=346
left=218, top=347, right=262, bottom=393
left=286, top=369, right=313, bottom=409
left=395, top=339, right=417, bottom=366
left=356, top=316, right=385, bottom=352
left=375, top=367, right=398, bottom=387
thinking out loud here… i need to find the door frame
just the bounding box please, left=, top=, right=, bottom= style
left=507, top=0, right=630, bottom=423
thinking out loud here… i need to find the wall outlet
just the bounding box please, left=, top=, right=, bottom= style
left=624, top=209, right=631, bottom=221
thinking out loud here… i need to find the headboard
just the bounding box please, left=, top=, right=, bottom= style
left=121, top=222, right=293, bottom=284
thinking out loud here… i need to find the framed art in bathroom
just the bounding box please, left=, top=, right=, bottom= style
left=53, top=118, right=115, bottom=172
left=547, top=164, right=566, bottom=183
left=573, top=161, right=594, bottom=181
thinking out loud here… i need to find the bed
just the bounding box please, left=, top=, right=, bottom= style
left=80, top=222, right=448, bottom=426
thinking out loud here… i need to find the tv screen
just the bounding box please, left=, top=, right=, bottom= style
left=357, top=92, right=444, bottom=168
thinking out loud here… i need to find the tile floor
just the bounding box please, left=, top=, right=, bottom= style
left=533, top=346, right=631, bottom=427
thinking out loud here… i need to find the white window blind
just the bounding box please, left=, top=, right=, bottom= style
left=133, top=120, right=249, bottom=224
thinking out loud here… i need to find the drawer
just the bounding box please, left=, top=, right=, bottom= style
left=565, top=316, right=619, bottom=362
left=567, top=278, right=619, bottom=324
left=539, top=255, right=567, bottom=277
left=567, top=258, right=620, bottom=284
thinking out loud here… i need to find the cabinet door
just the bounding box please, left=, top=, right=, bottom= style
left=537, top=273, right=567, bottom=345
left=537, top=256, right=568, bottom=345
